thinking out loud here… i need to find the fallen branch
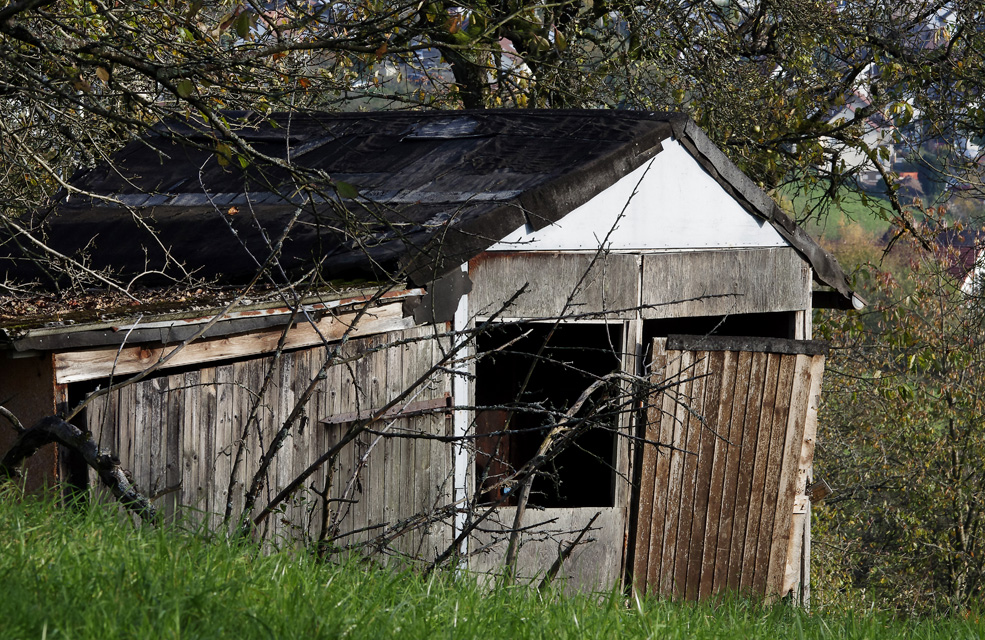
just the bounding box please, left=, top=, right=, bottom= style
left=0, top=415, right=158, bottom=524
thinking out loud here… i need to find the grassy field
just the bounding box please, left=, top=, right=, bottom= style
left=775, top=183, right=896, bottom=244
left=1, top=487, right=981, bottom=640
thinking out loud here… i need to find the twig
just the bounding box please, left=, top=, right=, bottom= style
left=538, top=511, right=601, bottom=592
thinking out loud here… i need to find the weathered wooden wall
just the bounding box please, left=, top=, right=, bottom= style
left=468, top=252, right=640, bottom=320
left=468, top=248, right=812, bottom=324
left=641, top=248, right=811, bottom=319
left=85, top=326, right=456, bottom=559
left=632, top=336, right=825, bottom=601
left=470, top=507, right=626, bottom=593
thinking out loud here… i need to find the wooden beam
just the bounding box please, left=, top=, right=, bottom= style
left=667, top=335, right=829, bottom=357
left=53, top=303, right=415, bottom=384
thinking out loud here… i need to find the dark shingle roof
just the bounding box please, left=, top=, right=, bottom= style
left=1, top=109, right=856, bottom=303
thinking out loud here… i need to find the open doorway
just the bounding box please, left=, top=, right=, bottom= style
left=474, top=322, right=624, bottom=508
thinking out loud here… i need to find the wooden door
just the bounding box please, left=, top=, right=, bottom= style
left=632, top=335, right=826, bottom=601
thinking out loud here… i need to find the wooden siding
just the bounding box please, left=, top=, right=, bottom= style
left=468, top=252, right=640, bottom=320
left=85, top=326, right=455, bottom=559
left=641, top=248, right=811, bottom=319
left=470, top=507, right=626, bottom=593
left=632, top=338, right=824, bottom=600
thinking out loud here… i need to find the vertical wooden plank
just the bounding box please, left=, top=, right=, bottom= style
left=684, top=350, right=724, bottom=601
left=295, top=348, right=316, bottom=545
left=752, top=354, right=796, bottom=593
left=430, top=331, right=455, bottom=559
left=420, top=330, right=440, bottom=561
left=617, top=319, right=643, bottom=584
left=311, top=351, right=330, bottom=545
left=711, top=349, right=752, bottom=593
left=276, top=350, right=298, bottom=544
left=292, top=349, right=310, bottom=543
left=124, top=380, right=145, bottom=511
left=130, top=380, right=145, bottom=503
left=325, top=348, right=346, bottom=537
left=646, top=344, right=681, bottom=593
left=658, top=349, right=693, bottom=598
left=633, top=338, right=666, bottom=594
left=352, top=336, right=376, bottom=547
left=321, top=345, right=344, bottom=544
left=801, top=500, right=812, bottom=608
left=783, top=353, right=825, bottom=599
left=727, top=351, right=767, bottom=591
left=244, top=357, right=263, bottom=537
left=212, top=363, right=234, bottom=533
left=698, top=350, right=739, bottom=600
left=368, top=335, right=388, bottom=552
left=119, top=382, right=134, bottom=497
left=87, top=392, right=112, bottom=503
left=418, top=327, right=443, bottom=560
left=87, top=392, right=106, bottom=450
left=337, top=339, right=362, bottom=545
left=765, top=354, right=813, bottom=596
left=153, top=377, right=169, bottom=501
left=739, top=354, right=780, bottom=592
left=165, top=373, right=183, bottom=522
left=385, top=336, right=406, bottom=556
left=257, top=355, right=275, bottom=534
left=229, top=360, right=250, bottom=535
left=198, top=366, right=217, bottom=530
left=673, top=350, right=709, bottom=599
left=105, top=388, right=120, bottom=463
left=181, top=370, right=202, bottom=513
left=410, top=336, right=435, bottom=559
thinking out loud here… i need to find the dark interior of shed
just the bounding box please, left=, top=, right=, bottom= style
left=643, top=311, right=797, bottom=342
left=474, top=322, right=623, bottom=508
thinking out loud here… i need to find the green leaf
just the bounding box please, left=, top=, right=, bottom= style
left=234, top=12, right=251, bottom=39
left=215, top=142, right=232, bottom=167
left=176, top=79, right=195, bottom=98
left=334, top=181, right=359, bottom=199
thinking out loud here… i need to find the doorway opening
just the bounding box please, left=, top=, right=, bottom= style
left=474, top=322, right=623, bottom=508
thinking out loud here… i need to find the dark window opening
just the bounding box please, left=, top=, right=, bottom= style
left=475, top=323, right=623, bottom=509
left=643, top=311, right=796, bottom=344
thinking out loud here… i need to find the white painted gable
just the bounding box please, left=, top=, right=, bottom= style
left=487, top=139, right=789, bottom=252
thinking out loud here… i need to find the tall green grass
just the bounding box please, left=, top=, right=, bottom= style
left=0, top=486, right=980, bottom=640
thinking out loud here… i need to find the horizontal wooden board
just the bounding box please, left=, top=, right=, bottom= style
left=55, top=301, right=414, bottom=384
left=469, top=252, right=640, bottom=320
left=667, top=335, right=829, bottom=357
left=641, top=248, right=811, bottom=319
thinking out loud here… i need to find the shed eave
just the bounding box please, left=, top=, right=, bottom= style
left=3, top=287, right=423, bottom=353
left=670, top=118, right=860, bottom=307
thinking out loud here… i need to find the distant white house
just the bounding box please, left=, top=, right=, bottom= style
left=823, top=88, right=898, bottom=186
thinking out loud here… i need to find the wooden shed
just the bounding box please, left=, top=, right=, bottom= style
left=0, top=110, right=860, bottom=604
